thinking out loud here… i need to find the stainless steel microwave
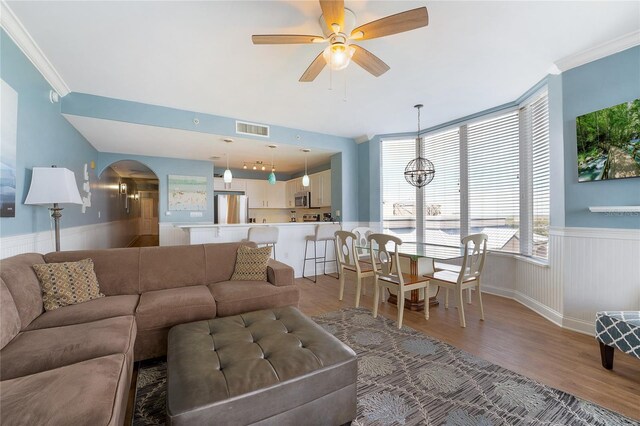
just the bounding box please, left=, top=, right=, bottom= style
left=295, top=191, right=311, bottom=208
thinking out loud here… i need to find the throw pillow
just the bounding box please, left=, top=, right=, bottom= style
left=230, top=245, right=272, bottom=281
left=32, top=258, right=104, bottom=311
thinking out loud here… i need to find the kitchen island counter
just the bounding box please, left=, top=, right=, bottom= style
left=174, top=222, right=341, bottom=277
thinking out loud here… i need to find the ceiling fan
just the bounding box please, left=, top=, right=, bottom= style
left=252, top=0, right=428, bottom=82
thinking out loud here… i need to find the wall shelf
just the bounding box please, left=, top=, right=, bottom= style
left=588, top=206, right=640, bottom=213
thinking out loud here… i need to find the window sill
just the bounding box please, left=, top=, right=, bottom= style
left=488, top=251, right=550, bottom=268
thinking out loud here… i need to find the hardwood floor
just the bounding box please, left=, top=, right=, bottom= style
left=297, top=274, right=640, bottom=421
left=128, top=235, right=159, bottom=247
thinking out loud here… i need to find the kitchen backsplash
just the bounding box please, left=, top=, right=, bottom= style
left=248, top=208, right=332, bottom=223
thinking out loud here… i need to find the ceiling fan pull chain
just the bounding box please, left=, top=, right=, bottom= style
left=329, top=54, right=333, bottom=90
left=343, top=71, right=347, bottom=102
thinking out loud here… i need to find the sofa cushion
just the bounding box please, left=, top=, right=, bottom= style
left=32, top=258, right=105, bottom=311
left=0, top=354, right=130, bottom=426
left=0, top=253, right=45, bottom=329
left=0, top=315, right=135, bottom=381
left=139, top=245, right=206, bottom=292
left=208, top=280, right=299, bottom=317
left=136, top=286, right=216, bottom=331
left=25, top=295, right=139, bottom=331
left=204, top=242, right=255, bottom=284
left=45, top=247, right=140, bottom=295
left=0, top=278, right=21, bottom=349
left=231, top=245, right=272, bottom=281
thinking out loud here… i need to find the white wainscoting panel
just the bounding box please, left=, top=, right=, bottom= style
left=482, top=227, right=639, bottom=335
left=559, top=227, right=640, bottom=335
left=0, top=219, right=139, bottom=259
left=159, top=223, right=189, bottom=246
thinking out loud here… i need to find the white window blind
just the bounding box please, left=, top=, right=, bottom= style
left=422, top=129, right=461, bottom=246
left=522, top=91, right=550, bottom=259
left=382, top=139, right=417, bottom=238
left=468, top=111, right=521, bottom=253
left=379, top=87, right=551, bottom=260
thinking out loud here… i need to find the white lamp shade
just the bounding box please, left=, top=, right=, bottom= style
left=302, top=174, right=310, bottom=187
left=223, top=168, right=233, bottom=183
left=24, top=167, right=83, bottom=205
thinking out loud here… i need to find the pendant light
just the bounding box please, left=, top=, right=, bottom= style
left=223, top=138, right=233, bottom=183
left=404, top=104, right=435, bottom=188
left=302, top=149, right=310, bottom=187
left=267, top=145, right=277, bottom=185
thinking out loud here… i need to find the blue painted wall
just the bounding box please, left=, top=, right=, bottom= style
left=0, top=30, right=128, bottom=238
left=562, top=46, right=640, bottom=229
left=62, top=93, right=359, bottom=222
left=359, top=53, right=640, bottom=230
left=98, top=152, right=215, bottom=223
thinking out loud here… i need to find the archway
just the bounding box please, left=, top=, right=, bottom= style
left=100, top=160, right=160, bottom=247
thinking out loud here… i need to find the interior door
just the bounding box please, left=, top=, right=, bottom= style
left=141, top=198, right=156, bottom=235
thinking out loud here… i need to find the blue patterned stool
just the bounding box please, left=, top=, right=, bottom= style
left=595, top=311, right=640, bottom=369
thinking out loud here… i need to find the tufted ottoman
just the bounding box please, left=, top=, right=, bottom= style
left=166, top=306, right=357, bottom=425
left=595, top=311, right=640, bottom=369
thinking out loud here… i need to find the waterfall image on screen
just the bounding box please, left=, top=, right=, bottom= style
left=577, top=99, right=640, bottom=182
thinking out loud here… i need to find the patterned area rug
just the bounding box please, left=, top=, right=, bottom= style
left=133, top=308, right=638, bottom=425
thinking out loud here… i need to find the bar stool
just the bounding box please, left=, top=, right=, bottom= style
left=303, top=223, right=341, bottom=283
left=243, top=226, right=279, bottom=259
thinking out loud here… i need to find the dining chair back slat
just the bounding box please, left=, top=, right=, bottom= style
left=459, top=233, right=488, bottom=281
left=351, top=227, right=373, bottom=259
left=367, top=233, right=403, bottom=285
left=335, top=231, right=357, bottom=270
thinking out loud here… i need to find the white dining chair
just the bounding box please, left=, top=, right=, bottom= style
left=424, top=233, right=488, bottom=327
left=351, top=226, right=373, bottom=262
left=368, top=233, right=430, bottom=329
left=335, top=231, right=375, bottom=307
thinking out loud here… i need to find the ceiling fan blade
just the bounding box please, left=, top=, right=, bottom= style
left=351, top=45, right=390, bottom=77
left=350, top=7, right=428, bottom=40
left=299, top=51, right=326, bottom=82
left=319, top=0, right=344, bottom=33
left=252, top=34, right=326, bottom=44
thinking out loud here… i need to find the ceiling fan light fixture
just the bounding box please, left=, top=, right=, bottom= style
left=323, top=43, right=355, bottom=71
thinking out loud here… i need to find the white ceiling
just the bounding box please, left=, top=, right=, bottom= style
left=63, top=114, right=336, bottom=173
left=108, top=160, right=157, bottom=179
left=8, top=1, right=640, bottom=141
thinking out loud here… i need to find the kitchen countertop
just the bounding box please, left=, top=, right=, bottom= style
left=174, top=222, right=339, bottom=228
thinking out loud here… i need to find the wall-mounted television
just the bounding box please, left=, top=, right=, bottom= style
left=577, top=98, right=640, bottom=182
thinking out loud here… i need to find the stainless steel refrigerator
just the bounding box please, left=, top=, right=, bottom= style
left=215, top=194, right=248, bottom=224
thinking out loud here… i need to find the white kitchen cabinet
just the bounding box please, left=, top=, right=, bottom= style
left=266, top=181, right=287, bottom=208
left=285, top=180, right=297, bottom=208
left=310, top=173, right=322, bottom=207
left=306, top=170, right=331, bottom=207
left=246, top=179, right=287, bottom=208
left=214, top=177, right=247, bottom=192
left=320, top=169, right=332, bottom=207
left=245, top=179, right=266, bottom=208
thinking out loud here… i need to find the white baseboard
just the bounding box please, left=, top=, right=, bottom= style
left=483, top=285, right=566, bottom=331
left=562, top=316, right=596, bottom=336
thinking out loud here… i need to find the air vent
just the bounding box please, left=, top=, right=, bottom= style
left=236, top=120, right=270, bottom=138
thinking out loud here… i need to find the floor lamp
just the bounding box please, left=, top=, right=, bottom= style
left=25, top=166, right=83, bottom=252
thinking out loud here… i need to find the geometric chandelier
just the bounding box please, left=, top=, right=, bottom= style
left=404, top=104, right=435, bottom=188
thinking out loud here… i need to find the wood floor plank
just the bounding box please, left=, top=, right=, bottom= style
left=297, top=274, right=640, bottom=421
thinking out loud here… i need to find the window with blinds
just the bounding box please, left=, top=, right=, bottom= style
left=379, top=87, right=551, bottom=260
left=381, top=139, right=417, bottom=239
left=422, top=129, right=461, bottom=246
left=522, top=91, right=550, bottom=259
left=468, top=111, right=521, bottom=253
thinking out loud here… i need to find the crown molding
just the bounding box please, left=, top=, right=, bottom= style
left=0, top=1, right=70, bottom=96
left=554, top=30, right=640, bottom=73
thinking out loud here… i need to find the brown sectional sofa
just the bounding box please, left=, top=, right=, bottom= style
left=0, top=242, right=297, bottom=426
